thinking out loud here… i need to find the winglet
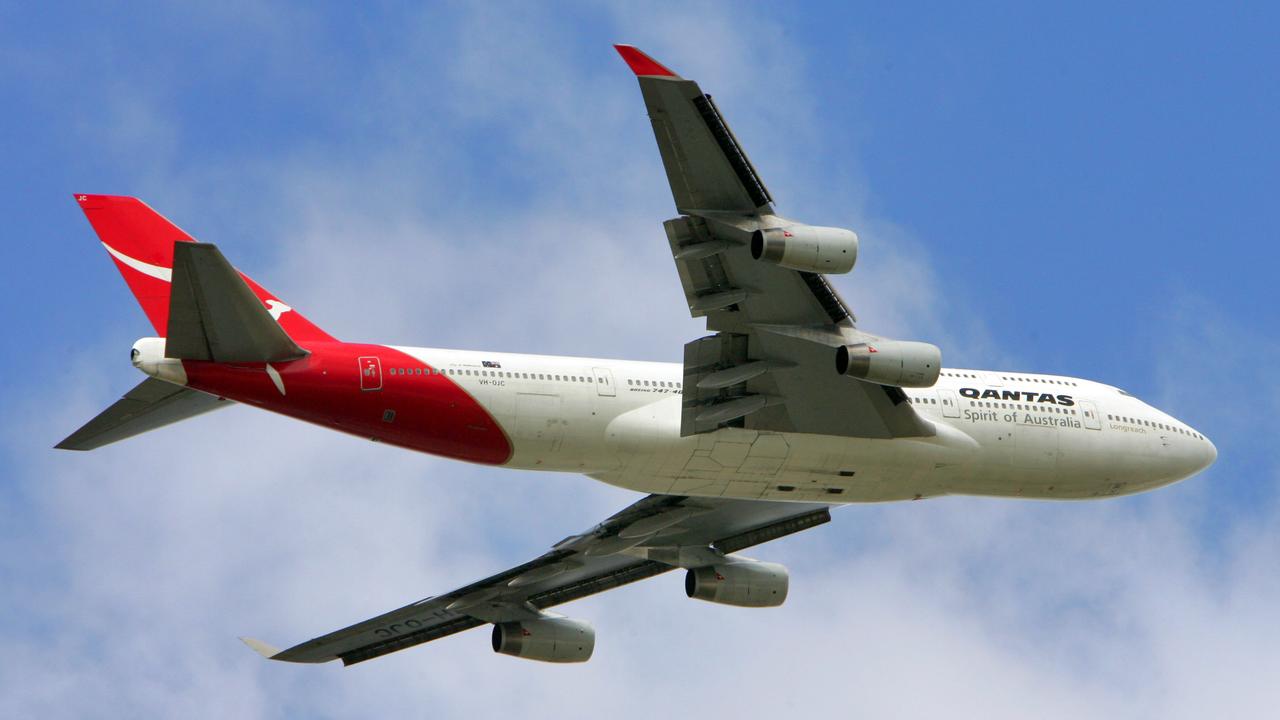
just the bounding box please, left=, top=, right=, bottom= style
left=613, top=45, right=678, bottom=78
left=239, top=636, right=282, bottom=660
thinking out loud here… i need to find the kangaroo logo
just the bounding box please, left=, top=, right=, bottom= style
left=265, top=299, right=292, bottom=322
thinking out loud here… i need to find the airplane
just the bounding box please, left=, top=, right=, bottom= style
left=59, top=45, right=1216, bottom=666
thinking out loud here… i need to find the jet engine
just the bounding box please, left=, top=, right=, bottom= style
left=751, top=224, right=859, bottom=274
left=491, top=616, right=595, bottom=663
left=685, top=561, right=789, bottom=608
left=836, top=340, right=941, bottom=388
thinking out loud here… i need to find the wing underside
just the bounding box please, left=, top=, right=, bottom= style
left=617, top=46, right=931, bottom=439
left=255, top=495, right=829, bottom=665
left=56, top=378, right=231, bottom=451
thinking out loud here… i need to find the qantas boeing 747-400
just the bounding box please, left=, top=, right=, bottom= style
left=59, top=46, right=1216, bottom=666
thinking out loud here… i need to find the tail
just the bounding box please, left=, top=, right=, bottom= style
left=57, top=194, right=338, bottom=451
left=73, top=194, right=336, bottom=344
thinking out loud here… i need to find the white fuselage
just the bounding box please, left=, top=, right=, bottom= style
left=390, top=347, right=1217, bottom=503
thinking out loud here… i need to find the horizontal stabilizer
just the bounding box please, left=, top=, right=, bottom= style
left=167, top=242, right=308, bottom=363
left=56, top=378, right=230, bottom=451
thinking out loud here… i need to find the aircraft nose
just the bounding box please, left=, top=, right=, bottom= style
left=1176, top=428, right=1217, bottom=479
left=1197, top=434, right=1218, bottom=473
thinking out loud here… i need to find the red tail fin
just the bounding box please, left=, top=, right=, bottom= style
left=74, top=194, right=336, bottom=343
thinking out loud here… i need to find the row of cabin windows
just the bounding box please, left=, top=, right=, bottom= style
left=387, top=367, right=690, bottom=392
left=1000, top=375, right=1077, bottom=387
left=938, top=370, right=1078, bottom=388
left=1107, top=414, right=1204, bottom=440
left=388, top=367, right=603, bottom=384
left=968, top=400, right=1077, bottom=415
left=626, top=378, right=681, bottom=389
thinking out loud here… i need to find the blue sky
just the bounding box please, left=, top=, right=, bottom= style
left=2, top=2, right=1277, bottom=717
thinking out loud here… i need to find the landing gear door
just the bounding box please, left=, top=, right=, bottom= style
left=938, top=389, right=961, bottom=418
left=592, top=367, right=616, bottom=397
left=1079, top=400, right=1102, bottom=430
left=358, top=356, right=383, bottom=391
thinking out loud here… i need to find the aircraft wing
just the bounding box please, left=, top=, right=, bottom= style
left=616, top=45, right=931, bottom=439
left=244, top=494, right=830, bottom=665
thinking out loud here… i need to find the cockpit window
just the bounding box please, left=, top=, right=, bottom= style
left=1117, top=389, right=1132, bottom=397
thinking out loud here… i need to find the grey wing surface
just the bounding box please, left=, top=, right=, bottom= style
left=248, top=495, right=829, bottom=665
left=56, top=377, right=231, bottom=451
left=616, top=45, right=931, bottom=439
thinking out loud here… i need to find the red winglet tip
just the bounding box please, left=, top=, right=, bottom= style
left=613, top=45, right=677, bottom=78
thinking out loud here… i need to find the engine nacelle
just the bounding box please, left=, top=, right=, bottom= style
left=836, top=340, right=941, bottom=388
left=751, top=225, right=858, bottom=274
left=685, top=561, right=789, bottom=608
left=491, top=616, right=595, bottom=663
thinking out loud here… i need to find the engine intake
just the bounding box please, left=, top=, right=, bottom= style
left=491, top=616, right=595, bottom=663
left=751, top=225, right=858, bottom=274
left=836, top=340, right=941, bottom=388
left=685, top=561, right=789, bottom=608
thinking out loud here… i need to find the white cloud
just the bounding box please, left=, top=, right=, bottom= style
left=5, top=3, right=1277, bottom=719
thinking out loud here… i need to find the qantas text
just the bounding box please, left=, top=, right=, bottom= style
left=959, top=388, right=1075, bottom=406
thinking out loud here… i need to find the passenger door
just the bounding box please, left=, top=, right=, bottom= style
left=358, top=356, right=382, bottom=391
left=592, top=367, right=616, bottom=397
left=938, top=389, right=961, bottom=418
left=1078, top=400, right=1102, bottom=430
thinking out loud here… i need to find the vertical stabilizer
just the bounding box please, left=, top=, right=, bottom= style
left=73, top=194, right=336, bottom=343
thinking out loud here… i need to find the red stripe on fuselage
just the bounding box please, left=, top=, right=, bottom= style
left=182, top=343, right=513, bottom=465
